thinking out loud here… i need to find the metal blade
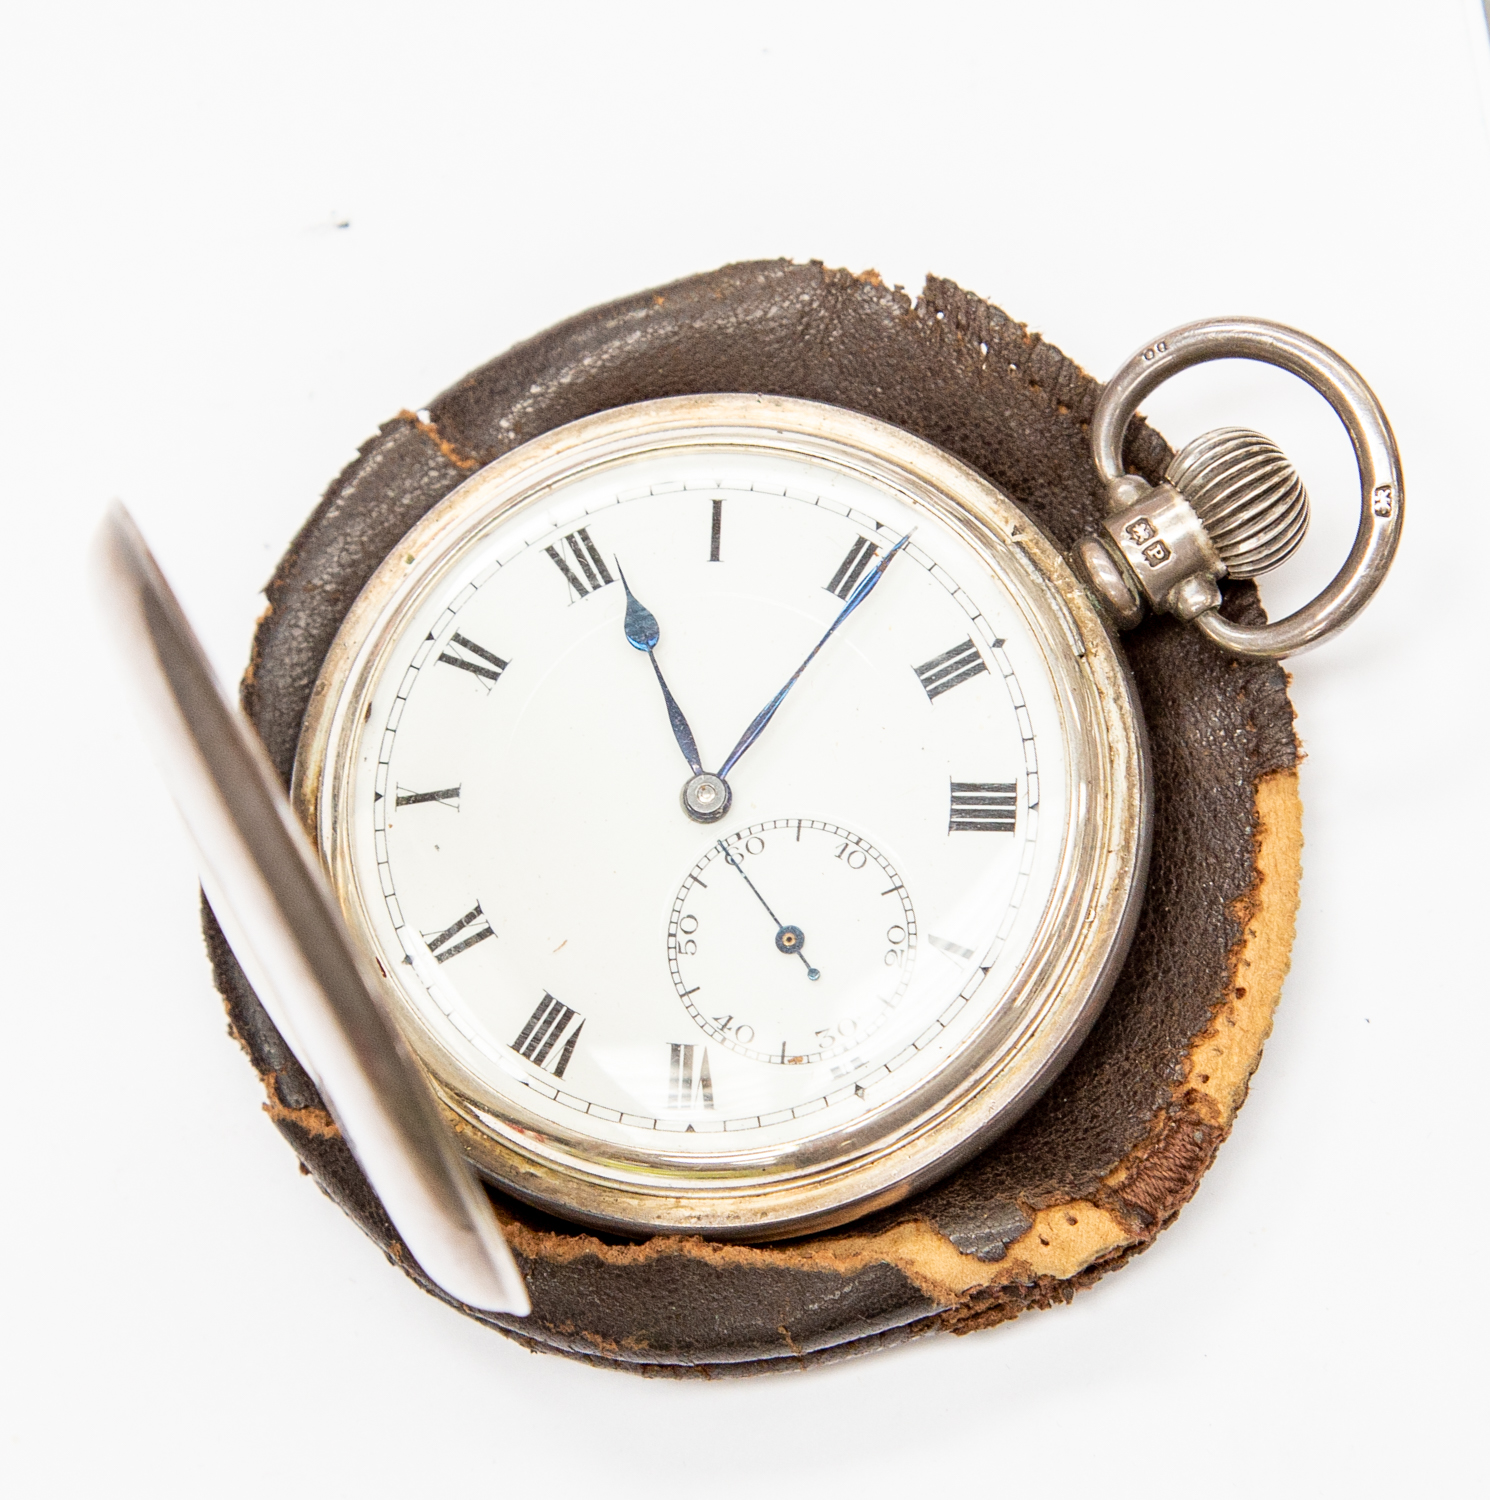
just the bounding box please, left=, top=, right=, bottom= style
left=93, top=503, right=530, bottom=1316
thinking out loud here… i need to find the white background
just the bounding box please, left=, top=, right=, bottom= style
left=2, top=2, right=1485, bottom=1494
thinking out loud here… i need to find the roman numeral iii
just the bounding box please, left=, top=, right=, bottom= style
left=914, top=638, right=989, bottom=700
left=438, top=632, right=508, bottom=686
left=668, top=1043, right=715, bottom=1109
left=512, top=994, right=585, bottom=1078
left=949, top=782, right=1017, bottom=833
left=546, top=526, right=614, bottom=599
left=422, top=902, right=495, bottom=962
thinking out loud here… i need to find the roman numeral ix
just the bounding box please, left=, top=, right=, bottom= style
left=546, top=526, right=614, bottom=599
left=825, top=536, right=880, bottom=599
left=914, top=638, right=989, bottom=700
left=438, top=632, right=508, bottom=687
left=668, top=1043, right=715, bottom=1110
left=512, top=994, right=585, bottom=1078
left=422, top=902, right=495, bottom=963
left=395, top=784, right=460, bottom=810
left=949, top=782, right=1017, bottom=833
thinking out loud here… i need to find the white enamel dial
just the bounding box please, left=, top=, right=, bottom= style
left=297, top=396, right=1147, bottom=1237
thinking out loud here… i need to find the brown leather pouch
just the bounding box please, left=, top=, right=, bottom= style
left=208, top=260, right=1299, bottom=1376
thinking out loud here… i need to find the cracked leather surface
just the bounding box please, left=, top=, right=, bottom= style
left=209, top=260, right=1298, bottom=1375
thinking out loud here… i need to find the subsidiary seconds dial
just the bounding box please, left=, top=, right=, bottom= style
left=669, top=821, right=918, bottom=1065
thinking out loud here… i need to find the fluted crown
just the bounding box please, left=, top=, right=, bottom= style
left=1166, top=426, right=1309, bottom=579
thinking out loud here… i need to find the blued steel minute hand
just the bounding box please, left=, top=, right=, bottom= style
left=617, top=564, right=704, bottom=775
left=717, top=532, right=911, bottom=780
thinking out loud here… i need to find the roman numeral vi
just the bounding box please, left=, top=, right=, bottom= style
left=668, top=1043, right=715, bottom=1110
left=512, top=994, right=585, bottom=1078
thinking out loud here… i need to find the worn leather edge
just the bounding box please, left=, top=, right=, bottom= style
left=203, top=260, right=1301, bottom=1375
left=204, top=765, right=1298, bottom=1376
left=496, top=765, right=1302, bottom=1366
left=936, top=765, right=1301, bottom=1338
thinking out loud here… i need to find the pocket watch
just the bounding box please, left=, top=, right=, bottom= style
left=291, top=390, right=1148, bottom=1239
left=99, top=265, right=1401, bottom=1358
left=293, top=311, right=1398, bottom=1240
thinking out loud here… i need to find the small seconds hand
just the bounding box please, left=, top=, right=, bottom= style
left=717, top=840, right=820, bottom=981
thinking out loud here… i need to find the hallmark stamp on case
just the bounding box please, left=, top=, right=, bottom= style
left=1124, top=516, right=1172, bottom=567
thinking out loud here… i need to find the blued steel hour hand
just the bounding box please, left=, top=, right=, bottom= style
left=717, top=531, right=911, bottom=780
left=618, top=564, right=704, bottom=776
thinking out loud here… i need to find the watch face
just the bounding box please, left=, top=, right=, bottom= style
left=295, top=395, right=1147, bottom=1236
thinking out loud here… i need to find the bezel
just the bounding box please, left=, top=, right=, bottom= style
left=292, top=394, right=1150, bottom=1239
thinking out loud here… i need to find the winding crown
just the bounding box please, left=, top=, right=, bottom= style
left=1165, top=427, right=1309, bottom=579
